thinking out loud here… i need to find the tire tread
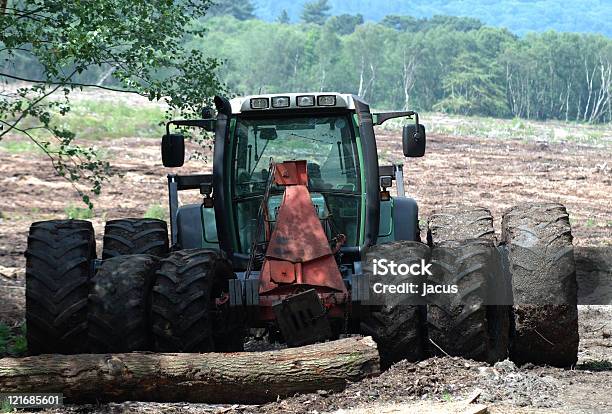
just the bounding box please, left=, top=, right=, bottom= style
left=25, top=220, right=95, bottom=355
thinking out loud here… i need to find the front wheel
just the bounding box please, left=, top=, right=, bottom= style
left=151, top=249, right=244, bottom=352
left=88, top=254, right=160, bottom=353
left=359, top=241, right=429, bottom=368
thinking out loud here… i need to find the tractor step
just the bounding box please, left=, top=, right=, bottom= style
left=272, top=289, right=333, bottom=347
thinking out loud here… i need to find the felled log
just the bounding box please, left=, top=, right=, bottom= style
left=0, top=336, right=379, bottom=404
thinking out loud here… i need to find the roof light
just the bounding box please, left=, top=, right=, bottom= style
left=272, top=96, right=290, bottom=108
left=250, top=98, right=269, bottom=109
left=318, top=95, right=336, bottom=106
left=297, top=95, right=315, bottom=107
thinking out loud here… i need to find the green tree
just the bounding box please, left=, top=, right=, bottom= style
left=434, top=52, right=508, bottom=116
left=300, top=0, right=331, bottom=25
left=326, top=13, right=363, bottom=35
left=194, top=16, right=612, bottom=122
left=277, top=9, right=291, bottom=24
left=0, top=0, right=222, bottom=207
left=314, top=26, right=341, bottom=90
left=382, top=15, right=483, bottom=33
left=424, top=15, right=483, bottom=32
left=209, top=0, right=256, bottom=20
left=381, top=15, right=418, bottom=31
left=198, top=17, right=309, bottom=94
left=344, top=24, right=396, bottom=102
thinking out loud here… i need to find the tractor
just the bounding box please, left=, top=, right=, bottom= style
left=24, top=93, right=579, bottom=368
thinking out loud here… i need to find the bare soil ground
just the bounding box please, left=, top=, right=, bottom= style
left=1, top=128, right=611, bottom=413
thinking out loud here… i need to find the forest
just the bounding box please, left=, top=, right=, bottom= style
left=196, top=13, right=612, bottom=123
left=3, top=1, right=612, bottom=123
left=254, top=0, right=612, bottom=37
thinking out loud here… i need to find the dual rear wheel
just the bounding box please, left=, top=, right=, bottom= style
left=360, top=237, right=509, bottom=367
left=25, top=218, right=241, bottom=355
left=361, top=202, right=578, bottom=368
left=25, top=220, right=95, bottom=355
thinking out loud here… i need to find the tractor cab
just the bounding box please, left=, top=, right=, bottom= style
left=163, top=93, right=425, bottom=264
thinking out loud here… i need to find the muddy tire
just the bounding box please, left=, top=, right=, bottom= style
left=151, top=249, right=242, bottom=352
left=360, top=241, right=429, bottom=368
left=88, top=254, right=159, bottom=353
left=102, top=218, right=169, bottom=259
left=25, top=220, right=95, bottom=355
left=427, top=205, right=495, bottom=246
left=427, top=239, right=510, bottom=363
left=502, top=202, right=578, bottom=367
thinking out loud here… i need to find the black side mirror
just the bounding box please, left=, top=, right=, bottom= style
left=403, top=124, right=426, bottom=157
left=162, top=134, right=185, bottom=167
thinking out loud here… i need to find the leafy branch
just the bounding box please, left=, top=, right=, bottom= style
left=0, top=0, right=223, bottom=207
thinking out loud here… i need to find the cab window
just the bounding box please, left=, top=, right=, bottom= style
left=231, top=115, right=361, bottom=253
left=233, top=116, right=359, bottom=196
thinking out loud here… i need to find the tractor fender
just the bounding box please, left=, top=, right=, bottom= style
left=392, top=196, right=420, bottom=242
left=176, top=204, right=219, bottom=249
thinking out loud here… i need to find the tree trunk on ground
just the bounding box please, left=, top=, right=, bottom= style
left=0, top=336, right=379, bottom=404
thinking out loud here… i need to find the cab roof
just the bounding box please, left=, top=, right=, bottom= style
left=229, top=92, right=359, bottom=114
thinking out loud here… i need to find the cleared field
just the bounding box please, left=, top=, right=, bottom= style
left=0, top=102, right=610, bottom=412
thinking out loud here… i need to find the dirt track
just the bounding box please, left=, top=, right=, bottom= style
left=1, top=127, right=611, bottom=413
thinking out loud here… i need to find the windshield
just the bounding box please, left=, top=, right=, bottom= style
left=231, top=115, right=362, bottom=253
left=233, top=115, right=359, bottom=197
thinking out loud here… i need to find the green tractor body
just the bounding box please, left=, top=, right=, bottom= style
left=163, top=93, right=425, bottom=338
left=24, top=92, right=579, bottom=369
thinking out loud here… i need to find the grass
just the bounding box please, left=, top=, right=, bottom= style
left=0, top=322, right=27, bottom=357
left=59, top=100, right=165, bottom=140
left=378, top=111, right=612, bottom=146
left=3, top=92, right=610, bottom=155
left=144, top=204, right=167, bottom=220
left=0, top=140, right=42, bottom=154
left=6, top=98, right=166, bottom=143
left=65, top=205, right=94, bottom=220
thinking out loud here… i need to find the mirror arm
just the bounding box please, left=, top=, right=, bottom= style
left=166, top=119, right=216, bottom=133
left=413, top=112, right=420, bottom=136
left=373, top=111, right=415, bottom=126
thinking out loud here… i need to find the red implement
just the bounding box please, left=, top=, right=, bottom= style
left=259, top=160, right=347, bottom=297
